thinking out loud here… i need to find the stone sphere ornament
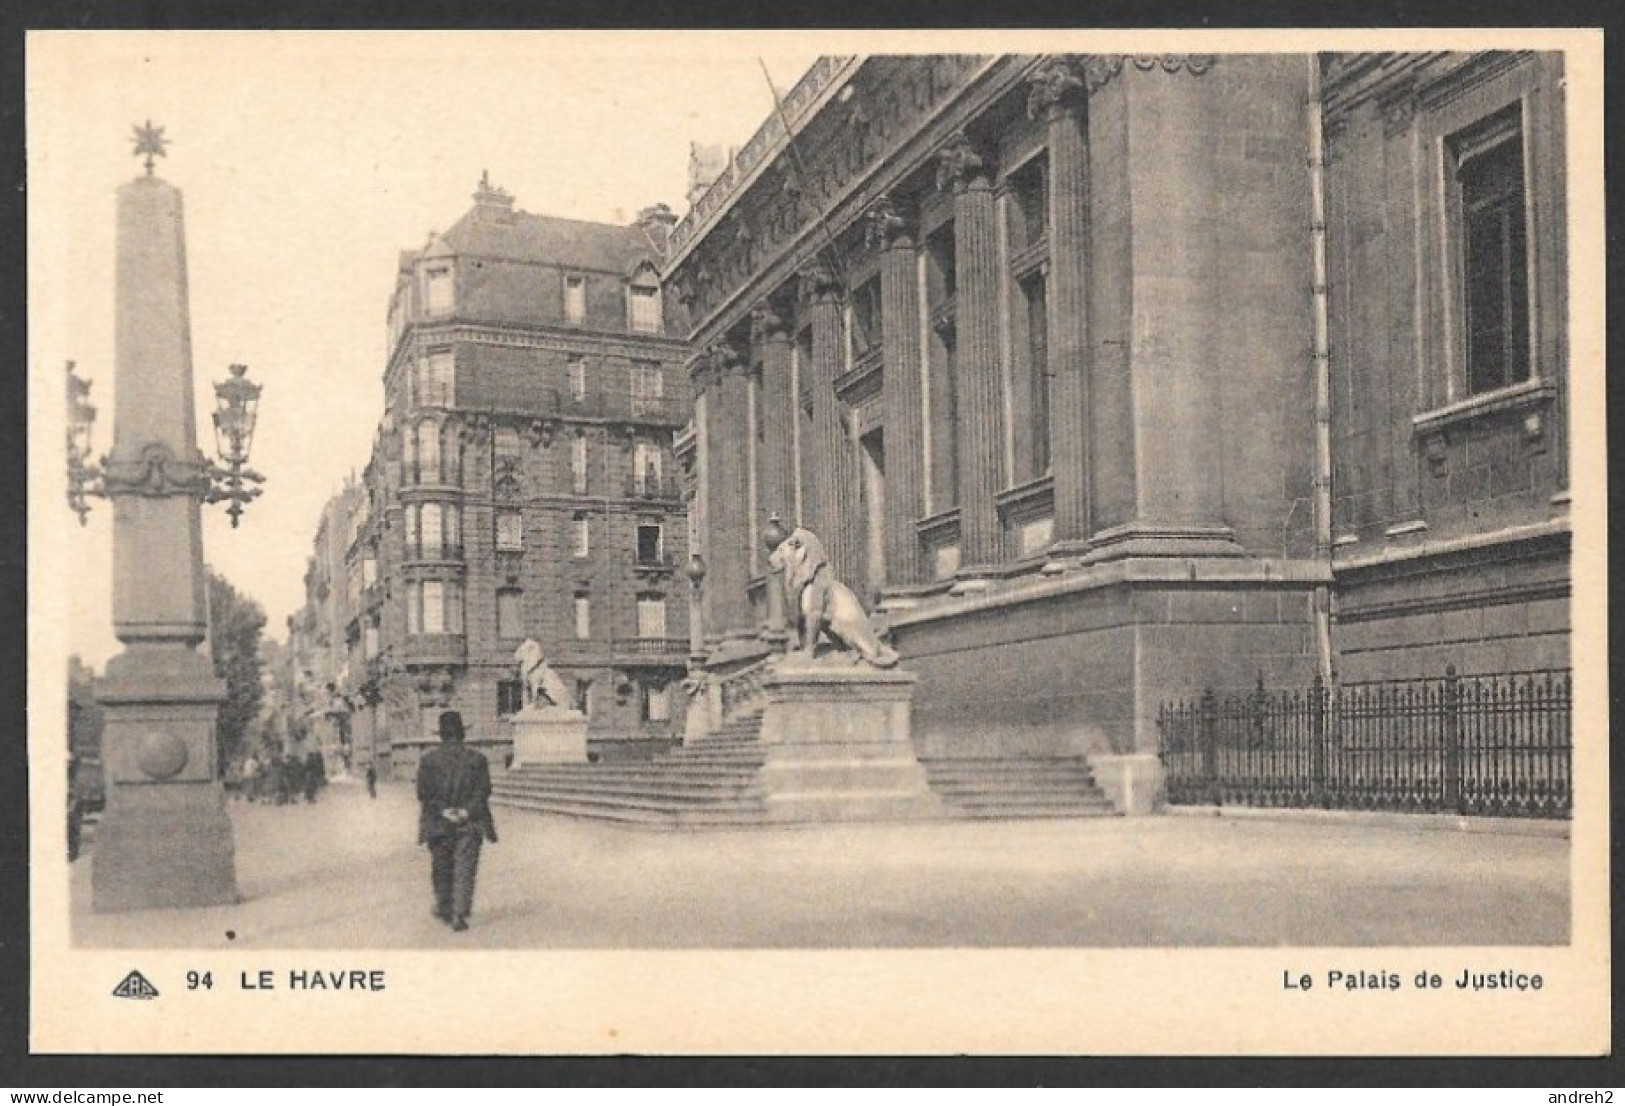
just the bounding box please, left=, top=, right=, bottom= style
left=137, top=730, right=190, bottom=780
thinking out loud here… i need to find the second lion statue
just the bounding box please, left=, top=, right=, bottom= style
left=768, top=526, right=900, bottom=668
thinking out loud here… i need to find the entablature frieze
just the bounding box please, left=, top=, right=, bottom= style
left=1320, top=50, right=1537, bottom=120
left=675, top=52, right=1223, bottom=354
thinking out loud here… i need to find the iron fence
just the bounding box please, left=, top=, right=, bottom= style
left=1158, top=667, right=1571, bottom=818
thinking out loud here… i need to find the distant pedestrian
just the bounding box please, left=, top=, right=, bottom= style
left=416, top=711, right=498, bottom=932
left=366, top=764, right=378, bottom=799
left=67, top=755, right=83, bottom=863
left=303, top=750, right=324, bottom=803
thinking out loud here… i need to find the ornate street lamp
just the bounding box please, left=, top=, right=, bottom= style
left=207, top=362, right=265, bottom=528
left=65, top=358, right=267, bottom=527
left=65, top=361, right=102, bottom=525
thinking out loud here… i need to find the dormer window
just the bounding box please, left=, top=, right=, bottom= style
left=628, top=280, right=662, bottom=334
left=425, top=265, right=454, bottom=315
left=565, top=275, right=587, bottom=324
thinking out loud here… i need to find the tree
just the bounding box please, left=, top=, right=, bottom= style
left=207, top=570, right=266, bottom=769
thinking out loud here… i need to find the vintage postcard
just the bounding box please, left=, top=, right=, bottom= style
left=26, top=28, right=1607, bottom=1055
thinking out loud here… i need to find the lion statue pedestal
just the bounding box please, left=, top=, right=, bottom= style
left=509, top=705, right=589, bottom=767
left=753, top=656, right=942, bottom=823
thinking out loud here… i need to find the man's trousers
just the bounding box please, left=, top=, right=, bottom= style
left=428, top=827, right=482, bottom=919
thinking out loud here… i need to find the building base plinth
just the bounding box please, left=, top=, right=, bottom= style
left=757, top=660, right=942, bottom=823
left=1087, top=753, right=1166, bottom=816
left=510, top=707, right=589, bottom=766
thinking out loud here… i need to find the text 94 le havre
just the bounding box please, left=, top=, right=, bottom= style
left=1282, top=968, right=1544, bottom=992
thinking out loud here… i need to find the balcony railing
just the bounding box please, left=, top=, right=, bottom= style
left=402, top=633, right=466, bottom=666
left=623, top=474, right=684, bottom=501
left=623, top=637, right=688, bottom=657
left=403, top=543, right=465, bottom=563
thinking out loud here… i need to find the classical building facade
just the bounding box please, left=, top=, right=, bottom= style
left=667, top=53, right=1569, bottom=776
left=337, top=177, right=692, bottom=778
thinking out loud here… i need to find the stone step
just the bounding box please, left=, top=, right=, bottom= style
left=492, top=794, right=771, bottom=829
left=495, top=775, right=760, bottom=799
left=503, top=771, right=760, bottom=790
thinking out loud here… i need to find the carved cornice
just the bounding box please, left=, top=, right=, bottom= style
left=863, top=194, right=913, bottom=251
left=1026, top=56, right=1086, bottom=120
left=101, top=442, right=211, bottom=499
left=935, top=132, right=990, bottom=194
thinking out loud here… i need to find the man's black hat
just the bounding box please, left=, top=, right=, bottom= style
left=438, top=710, right=465, bottom=743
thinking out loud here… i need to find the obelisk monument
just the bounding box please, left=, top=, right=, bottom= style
left=92, top=124, right=239, bottom=911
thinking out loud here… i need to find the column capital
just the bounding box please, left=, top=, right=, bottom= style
left=863, top=194, right=915, bottom=252
left=797, top=259, right=845, bottom=305
left=709, top=338, right=751, bottom=380
left=1025, top=56, right=1087, bottom=121
left=750, top=304, right=790, bottom=345
left=935, top=132, right=992, bottom=195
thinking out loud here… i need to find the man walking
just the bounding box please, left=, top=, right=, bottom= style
left=415, top=711, right=498, bottom=932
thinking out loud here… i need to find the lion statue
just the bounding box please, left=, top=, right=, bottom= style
left=514, top=638, right=572, bottom=710
left=768, top=526, right=900, bottom=667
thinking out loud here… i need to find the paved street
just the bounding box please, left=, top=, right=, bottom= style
left=71, top=782, right=1569, bottom=948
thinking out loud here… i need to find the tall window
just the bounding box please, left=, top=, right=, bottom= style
left=411, top=580, right=463, bottom=636
left=496, top=588, right=523, bottom=640
left=1450, top=106, right=1531, bottom=396
left=425, top=266, right=454, bottom=315
left=1020, top=272, right=1051, bottom=476
left=565, top=275, right=587, bottom=324
left=631, top=360, right=663, bottom=420
left=364, top=621, right=380, bottom=659
left=569, top=356, right=588, bottom=402
left=495, top=509, right=524, bottom=552
left=497, top=680, right=523, bottom=717
left=636, top=594, right=668, bottom=639
left=633, top=439, right=663, bottom=494
left=850, top=276, right=882, bottom=355
left=628, top=282, right=662, bottom=334
left=642, top=680, right=672, bottom=723
left=636, top=522, right=664, bottom=565
left=414, top=421, right=441, bottom=485
left=417, top=351, right=454, bottom=407
left=572, top=512, right=590, bottom=558
left=1008, top=156, right=1048, bottom=251
left=573, top=593, right=591, bottom=639
left=408, top=502, right=460, bottom=559
left=571, top=433, right=589, bottom=494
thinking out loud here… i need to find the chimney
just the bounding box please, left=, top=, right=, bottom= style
left=472, top=170, right=516, bottom=223
left=635, top=203, right=679, bottom=259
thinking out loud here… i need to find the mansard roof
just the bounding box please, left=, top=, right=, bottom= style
left=439, top=206, right=658, bottom=276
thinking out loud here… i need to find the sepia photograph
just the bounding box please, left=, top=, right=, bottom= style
left=25, top=29, right=1608, bottom=1056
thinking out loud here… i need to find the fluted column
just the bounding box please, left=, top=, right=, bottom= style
left=1028, top=57, right=1093, bottom=551
left=704, top=340, right=755, bottom=637
left=937, top=133, right=1004, bottom=573
left=866, top=196, right=927, bottom=588
left=801, top=262, right=860, bottom=580
left=753, top=306, right=796, bottom=527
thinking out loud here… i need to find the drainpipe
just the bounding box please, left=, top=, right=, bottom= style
left=1308, top=54, right=1336, bottom=684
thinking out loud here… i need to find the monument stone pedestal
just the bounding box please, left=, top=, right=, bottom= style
left=92, top=650, right=239, bottom=911
left=509, top=706, right=589, bottom=766
left=755, top=659, right=942, bottom=823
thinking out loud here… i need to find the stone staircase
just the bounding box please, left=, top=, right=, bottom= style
left=492, top=713, right=770, bottom=829
left=493, top=711, right=1120, bottom=827
left=920, top=757, right=1119, bottom=819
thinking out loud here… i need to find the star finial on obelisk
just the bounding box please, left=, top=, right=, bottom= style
left=131, top=120, right=168, bottom=176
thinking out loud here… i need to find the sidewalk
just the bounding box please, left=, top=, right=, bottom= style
left=70, top=782, right=1570, bottom=948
